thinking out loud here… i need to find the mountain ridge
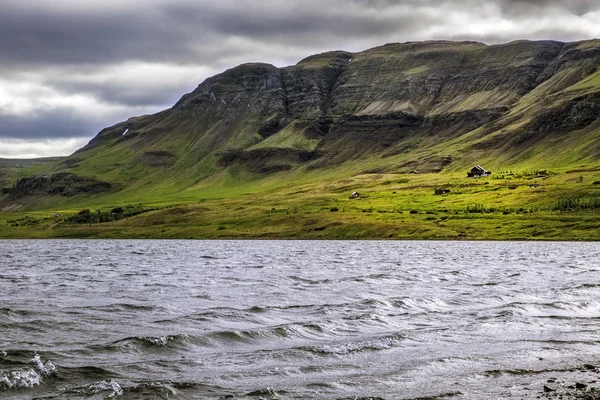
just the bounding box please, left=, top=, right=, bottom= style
left=2, top=38, right=600, bottom=211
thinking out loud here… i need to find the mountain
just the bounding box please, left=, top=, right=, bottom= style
left=2, top=39, right=600, bottom=239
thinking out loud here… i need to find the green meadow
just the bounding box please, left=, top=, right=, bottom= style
left=3, top=165, right=600, bottom=240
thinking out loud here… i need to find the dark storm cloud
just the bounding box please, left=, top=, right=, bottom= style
left=1, top=0, right=599, bottom=157
left=0, top=1, right=424, bottom=69
left=163, top=2, right=423, bottom=40
left=0, top=7, right=191, bottom=66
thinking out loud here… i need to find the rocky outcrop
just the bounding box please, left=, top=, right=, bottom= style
left=218, top=148, right=324, bottom=173
left=8, top=173, right=112, bottom=198
left=141, top=151, right=176, bottom=167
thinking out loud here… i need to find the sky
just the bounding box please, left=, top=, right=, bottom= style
left=1, top=0, right=599, bottom=158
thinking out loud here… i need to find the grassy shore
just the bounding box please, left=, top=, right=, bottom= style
left=2, top=167, right=600, bottom=240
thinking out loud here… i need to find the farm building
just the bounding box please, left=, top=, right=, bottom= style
left=467, top=165, right=491, bottom=177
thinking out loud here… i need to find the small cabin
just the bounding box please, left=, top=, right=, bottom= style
left=349, top=192, right=360, bottom=199
left=467, top=165, right=491, bottom=178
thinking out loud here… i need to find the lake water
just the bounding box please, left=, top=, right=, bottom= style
left=1, top=240, right=600, bottom=399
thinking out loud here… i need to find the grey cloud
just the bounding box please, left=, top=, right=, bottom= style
left=1, top=0, right=599, bottom=157
left=0, top=1, right=425, bottom=69
left=48, top=80, right=189, bottom=108
left=0, top=7, right=193, bottom=67
left=163, top=2, right=423, bottom=40
left=0, top=107, right=120, bottom=140
left=498, top=0, right=598, bottom=15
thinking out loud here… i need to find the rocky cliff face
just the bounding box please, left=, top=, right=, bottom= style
left=6, top=39, right=600, bottom=203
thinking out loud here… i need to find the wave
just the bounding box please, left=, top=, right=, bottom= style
left=0, top=307, right=36, bottom=317
left=65, top=378, right=123, bottom=397
left=335, top=397, right=386, bottom=400
left=289, top=275, right=333, bottom=285
left=110, top=321, right=333, bottom=352
left=507, top=301, right=600, bottom=319
left=114, top=334, right=191, bottom=348
left=117, top=380, right=228, bottom=398
left=482, top=367, right=572, bottom=376
left=575, top=283, right=600, bottom=289
left=200, top=322, right=328, bottom=345
left=394, top=392, right=462, bottom=400
left=0, top=354, right=56, bottom=390
left=57, top=365, right=117, bottom=381
left=245, top=303, right=323, bottom=312
left=95, top=303, right=158, bottom=312
left=303, top=333, right=405, bottom=355
left=246, top=387, right=287, bottom=397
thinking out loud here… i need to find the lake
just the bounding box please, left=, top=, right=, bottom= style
left=1, top=240, right=600, bottom=399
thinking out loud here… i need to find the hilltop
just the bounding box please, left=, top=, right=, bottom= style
left=2, top=39, right=600, bottom=239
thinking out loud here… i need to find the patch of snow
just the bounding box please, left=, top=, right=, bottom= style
left=122, top=128, right=129, bottom=136
left=210, top=92, right=217, bottom=101
left=348, top=58, right=353, bottom=63
left=221, top=99, right=226, bottom=104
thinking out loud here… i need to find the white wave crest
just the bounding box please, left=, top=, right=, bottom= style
left=86, top=378, right=123, bottom=398
left=314, top=335, right=404, bottom=355
left=0, top=354, right=56, bottom=389
left=144, top=336, right=170, bottom=346
left=31, top=354, right=56, bottom=376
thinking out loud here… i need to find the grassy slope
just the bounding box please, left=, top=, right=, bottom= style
left=3, top=167, right=600, bottom=240
left=2, top=40, right=600, bottom=239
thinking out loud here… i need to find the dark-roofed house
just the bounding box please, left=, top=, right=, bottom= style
left=467, top=165, right=491, bottom=177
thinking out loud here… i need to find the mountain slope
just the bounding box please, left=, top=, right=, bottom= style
left=2, top=39, right=600, bottom=210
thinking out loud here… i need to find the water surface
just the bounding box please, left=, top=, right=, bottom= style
left=1, top=240, right=600, bottom=399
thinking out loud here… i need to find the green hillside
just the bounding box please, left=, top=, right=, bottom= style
left=2, top=39, right=600, bottom=239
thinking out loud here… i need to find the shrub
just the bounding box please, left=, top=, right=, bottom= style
left=466, top=204, right=485, bottom=213
left=553, top=198, right=600, bottom=211
left=65, top=205, right=153, bottom=225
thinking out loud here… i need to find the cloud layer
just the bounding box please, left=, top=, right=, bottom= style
left=1, top=0, right=599, bottom=157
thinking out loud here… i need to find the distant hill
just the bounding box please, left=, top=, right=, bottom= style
left=0, top=157, right=64, bottom=192
left=0, top=157, right=64, bottom=167
left=3, top=39, right=600, bottom=210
